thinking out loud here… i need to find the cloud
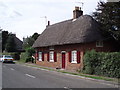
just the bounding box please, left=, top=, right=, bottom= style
left=13, top=11, right=22, bottom=16
left=0, top=1, right=22, bottom=19
left=0, top=0, right=105, bottom=40
left=0, top=1, right=8, bottom=8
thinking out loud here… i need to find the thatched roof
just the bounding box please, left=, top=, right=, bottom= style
left=33, top=15, right=104, bottom=48
left=12, top=35, right=24, bottom=51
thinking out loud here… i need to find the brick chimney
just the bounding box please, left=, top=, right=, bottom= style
left=73, top=7, right=83, bottom=19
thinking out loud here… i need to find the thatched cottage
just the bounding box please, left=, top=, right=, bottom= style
left=32, top=7, right=117, bottom=70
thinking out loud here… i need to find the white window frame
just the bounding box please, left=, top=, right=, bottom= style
left=71, top=50, right=77, bottom=63
left=38, top=52, right=42, bottom=61
left=96, top=41, right=103, bottom=47
left=49, top=51, right=54, bottom=62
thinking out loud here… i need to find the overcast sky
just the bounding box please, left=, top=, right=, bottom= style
left=0, top=0, right=106, bottom=40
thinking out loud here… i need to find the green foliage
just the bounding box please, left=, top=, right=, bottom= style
left=20, top=52, right=28, bottom=63
left=26, top=57, right=34, bottom=63
left=23, top=37, right=35, bottom=49
left=83, top=50, right=120, bottom=78
left=83, top=50, right=97, bottom=74
left=26, top=47, right=35, bottom=57
left=92, top=1, right=120, bottom=43
left=2, top=31, right=9, bottom=52
left=23, top=32, right=39, bottom=49
left=21, top=33, right=39, bottom=63
left=5, top=34, right=16, bottom=52
left=20, top=47, right=35, bottom=63
left=31, top=33, right=39, bottom=40
left=2, top=31, right=18, bottom=52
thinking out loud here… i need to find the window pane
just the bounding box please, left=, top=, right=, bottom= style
left=71, top=51, right=77, bottom=63
left=96, top=41, right=103, bottom=47
left=49, top=51, right=54, bottom=62
left=39, top=52, right=42, bottom=61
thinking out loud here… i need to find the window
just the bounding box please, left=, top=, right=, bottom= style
left=38, top=52, right=42, bottom=61
left=49, top=51, right=54, bottom=62
left=71, top=50, right=77, bottom=63
left=96, top=41, right=103, bottom=47
left=49, top=46, right=54, bottom=50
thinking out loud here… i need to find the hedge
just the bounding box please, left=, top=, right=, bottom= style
left=20, top=47, right=35, bottom=63
left=83, top=50, right=120, bottom=78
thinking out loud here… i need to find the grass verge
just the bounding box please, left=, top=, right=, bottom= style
left=56, top=70, right=114, bottom=81
left=17, top=62, right=118, bottom=82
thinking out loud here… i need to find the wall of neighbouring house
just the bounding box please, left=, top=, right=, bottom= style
left=35, top=41, right=117, bottom=70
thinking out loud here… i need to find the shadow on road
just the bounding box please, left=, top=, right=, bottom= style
left=3, top=62, right=15, bottom=64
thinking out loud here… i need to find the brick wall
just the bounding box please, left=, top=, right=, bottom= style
left=35, top=41, right=117, bottom=70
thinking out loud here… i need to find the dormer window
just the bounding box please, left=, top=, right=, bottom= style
left=96, top=41, right=103, bottom=47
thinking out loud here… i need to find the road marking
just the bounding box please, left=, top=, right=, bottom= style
left=10, top=68, right=15, bottom=71
left=25, top=74, right=36, bottom=78
left=64, top=87, right=72, bottom=90
left=21, top=64, right=118, bottom=88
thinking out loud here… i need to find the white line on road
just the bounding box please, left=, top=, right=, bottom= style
left=10, top=68, right=15, bottom=71
left=21, top=64, right=118, bottom=88
left=64, top=87, right=72, bottom=90
left=25, top=74, right=36, bottom=78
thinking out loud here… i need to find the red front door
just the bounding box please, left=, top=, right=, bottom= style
left=62, top=53, right=66, bottom=69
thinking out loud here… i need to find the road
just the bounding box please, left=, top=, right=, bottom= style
left=0, top=63, right=2, bottom=89
left=1, top=62, right=119, bottom=89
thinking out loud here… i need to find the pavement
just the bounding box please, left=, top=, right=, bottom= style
left=1, top=62, right=120, bottom=89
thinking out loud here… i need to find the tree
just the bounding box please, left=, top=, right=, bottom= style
left=92, top=1, right=120, bottom=43
left=23, top=33, right=39, bottom=49
left=5, top=34, right=16, bottom=52
left=32, top=32, right=39, bottom=41
left=23, top=36, right=35, bottom=49
left=22, top=32, right=39, bottom=63
left=2, top=31, right=9, bottom=52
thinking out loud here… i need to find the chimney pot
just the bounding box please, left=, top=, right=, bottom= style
left=46, top=21, right=50, bottom=27
left=73, top=6, right=83, bottom=19
left=48, top=21, right=50, bottom=26
left=75, top=7, right=79, bottom=10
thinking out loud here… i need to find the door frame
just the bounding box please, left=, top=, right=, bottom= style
left=61, top=51, right=66, bottom=69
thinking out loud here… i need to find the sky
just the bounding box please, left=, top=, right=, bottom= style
left=0, top=0, right=106, bottom=41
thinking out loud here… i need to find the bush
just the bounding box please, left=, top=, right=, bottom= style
left=20, top=47, right=35, bottom=63
left=26, top=57, right=34, bottom=63
left=26, top=47, right=35, bottom=56
left=20, top=52, right=28, bottom=63
left=83, top=50, right=120, bottom=78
